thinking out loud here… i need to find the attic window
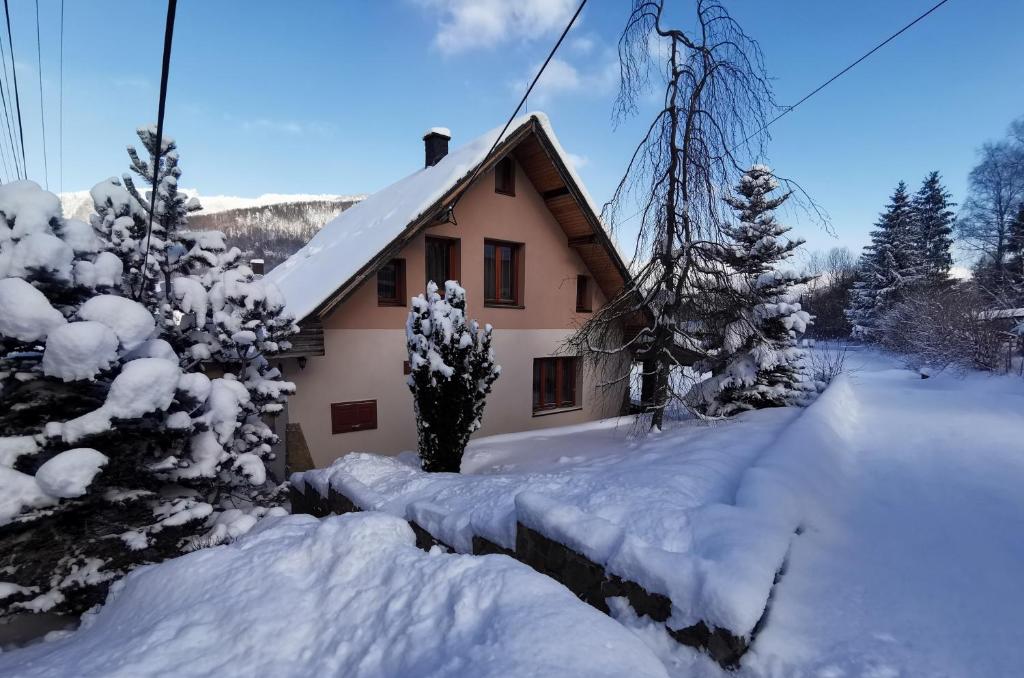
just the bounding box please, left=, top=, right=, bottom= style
left=576, top=275, right=591, bottom=313
left=377, top=258, right=406, bottom=306
left=495, top=157, right=515, bottom=196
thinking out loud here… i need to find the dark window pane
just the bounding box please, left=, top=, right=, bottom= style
left=532, top=360, right=541, bottom=408
left=426, top=239, right=450, bottom=287
left=499, top=246, right=513, bottom=301
left=378, top=262, right=397, bottom=301
left=484, top=243, right=496, bottom=300
left=576, top=275, right=589, bottom=311
left=543, top=360, right=556, bottom=406
left=561, top=359, right=576, bottom=406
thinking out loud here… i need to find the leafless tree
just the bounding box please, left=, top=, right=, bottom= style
left=567, top=0, right=777, bottom=429
left=800, top=246, right=858, bottom=339
left=957, top=137, right=1024, bottom=295
left=880, top=283, right=1014, bottom=373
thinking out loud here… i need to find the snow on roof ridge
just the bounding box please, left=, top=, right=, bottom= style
left=267, top=112, right=593, bottom=321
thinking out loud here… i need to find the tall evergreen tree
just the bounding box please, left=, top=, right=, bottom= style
left=406, top=281, right=500, bottom=472
left=1007, top=203, right=1024, bottom=304
left=0, top=130, right=293, bottom=620
left=694, top=165, right=812, bottom=415
left=846, top=181, right=922, bottom=340
left=911, top=171, right=955, bottom=285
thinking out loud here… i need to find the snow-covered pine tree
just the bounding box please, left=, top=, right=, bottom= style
left=0, top=130, right=293, bottom=620
left=846, top=181, right=923, bottom=341
left=694, top=165, right=812, bottom=416
left=911, top=171, right=955, bottom=286
left=406, top=281, right=500, bottom=473
left=0, top=180, right=209, bottom=618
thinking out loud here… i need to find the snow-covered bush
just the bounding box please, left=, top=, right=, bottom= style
left=406, top=281, right=500, bottom=472
left=0, top=129, right=294, bottom=620
left=694, top=165, right=813, bottom=415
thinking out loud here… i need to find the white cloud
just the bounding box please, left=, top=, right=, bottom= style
left=565, top=152, right=588, bottom=169
left=419, top=0, right=578, bottom=55
left=569, top=35, right=595, bottom=54
left=514, top=57, right=617, bottom=105
left=223, top=114, right=333, bottom=137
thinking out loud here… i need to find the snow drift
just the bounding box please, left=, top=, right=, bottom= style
left=0, top=512, right=669, bottom=678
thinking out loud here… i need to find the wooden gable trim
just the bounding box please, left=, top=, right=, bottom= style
left=303, top=124, right=536, bottom=324
left=296, top=117, right=635, bottom=330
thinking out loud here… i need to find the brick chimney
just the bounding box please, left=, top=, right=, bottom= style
left=423, top=127, right=451, bottom=168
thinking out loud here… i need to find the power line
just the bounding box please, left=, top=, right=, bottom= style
left=0, top=5, right=20, bottom=178
left=0, top=30, right=15, bottom=180
left=616, top=0, right=953, bottom=229
left=447, top=0, right=587, bottom=219
left=733, top=0, right=952, bottom=153
left=34, top=0, right=47, bottom=189
left=58, top=0, right=62, bottom=194
left=4, top=0, right=26, bottom=179
left=135, top=0, right=178, bottom=300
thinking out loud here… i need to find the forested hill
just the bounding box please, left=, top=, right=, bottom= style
left=189, top=198, right=361, bottom=271
left=60, top=192, right=364, bottom=272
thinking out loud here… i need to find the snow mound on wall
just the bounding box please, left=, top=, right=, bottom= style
left=294, top=378, right=859, bottom=639
left=0, top=513, right=670, bottom=678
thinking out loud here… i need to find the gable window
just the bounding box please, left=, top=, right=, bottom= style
left=495, top=156, right=515, bottom=196
left=377, top=258, right=406, bottom=306
left=533, top=357, right=579, bottom=413
left=575, top=275, right=591, bottom=313
left=425, top=237, right=460, bottom=288
left=484, top=240, right=522, bottom=306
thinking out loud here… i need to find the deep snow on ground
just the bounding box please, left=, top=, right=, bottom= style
left=0, top=512, right=669, bottom=678
left=295, top=401, right=819, bottom=634
left=736, top=348, right=1024, bottom=677
left=3, top=348, right=1021, bottom=677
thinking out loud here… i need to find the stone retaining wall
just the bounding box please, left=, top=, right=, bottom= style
left=290, top=483, right=779, bottom=669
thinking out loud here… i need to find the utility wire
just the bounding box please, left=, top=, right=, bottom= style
left=732, top=0, right=952, bottom=153
left=34, top=0, right=47, bottom=189
left=447, top=0, right=587, bottom=219
left=135, top=0, right=177, bottom=301
left=0, top=15, right=21, bottom=178
left=616, top=0, right=953, bottom=229
left=4, top=0, right=26, bottom=179
left=58, top=0, right=62, bottom=194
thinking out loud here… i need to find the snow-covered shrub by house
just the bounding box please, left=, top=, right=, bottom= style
left=0, top=129, right=295, bottom=620
left=406, top=281, right=500, bottom=472
left=694, top=165, right=812, bottom=415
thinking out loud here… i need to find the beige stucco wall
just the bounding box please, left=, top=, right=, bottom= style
left=281, top=161, right=628, bottom=467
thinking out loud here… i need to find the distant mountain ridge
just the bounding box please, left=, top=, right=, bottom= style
left=59, top=190, right=365, bottom=271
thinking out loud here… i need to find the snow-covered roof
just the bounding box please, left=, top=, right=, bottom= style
left=267, top=112, right=614, bottom=321
left=978, top=308, right=1024, bottom=321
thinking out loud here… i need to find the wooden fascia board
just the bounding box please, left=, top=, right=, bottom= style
left=528, top=121, right=634, bottom=296
left=305, top=123, right=536, bottom=322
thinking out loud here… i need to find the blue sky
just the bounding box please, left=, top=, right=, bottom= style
left=8, top=0, right=1024, bottom=262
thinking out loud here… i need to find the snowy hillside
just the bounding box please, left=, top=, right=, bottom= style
left=59, top=190, right=365, bottom=271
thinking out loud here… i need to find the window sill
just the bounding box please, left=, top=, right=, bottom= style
left=532, top=405, right=583, bottom=418
left=495, top=189, right=516, bottom=197
left=575, top=307, right=592, bottom=314
left=377, top=300, right=405, bottom=307
left=485, top=302, right=525, bottom=309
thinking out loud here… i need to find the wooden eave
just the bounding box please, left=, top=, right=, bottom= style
left=300, top=118, right=634, bottom=329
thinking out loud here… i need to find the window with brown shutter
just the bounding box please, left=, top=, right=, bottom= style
left=331, top=400, right=377, bottom=434
left=484, top=239, right=522, bottom=306
left=575, top=275, right=591, bottom=312
left=495, top=156, right=515, bottom=196
left=425, top=237, right=460, bottom=288
left=532, top=357, right=580, bottom=413
left=377, top=259, right=406, bottom=306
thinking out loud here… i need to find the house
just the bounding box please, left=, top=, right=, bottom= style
left=267, top=113, right=634, bottom=468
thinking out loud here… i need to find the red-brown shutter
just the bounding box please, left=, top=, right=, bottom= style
left=331, top=400, right=378, bottom=434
